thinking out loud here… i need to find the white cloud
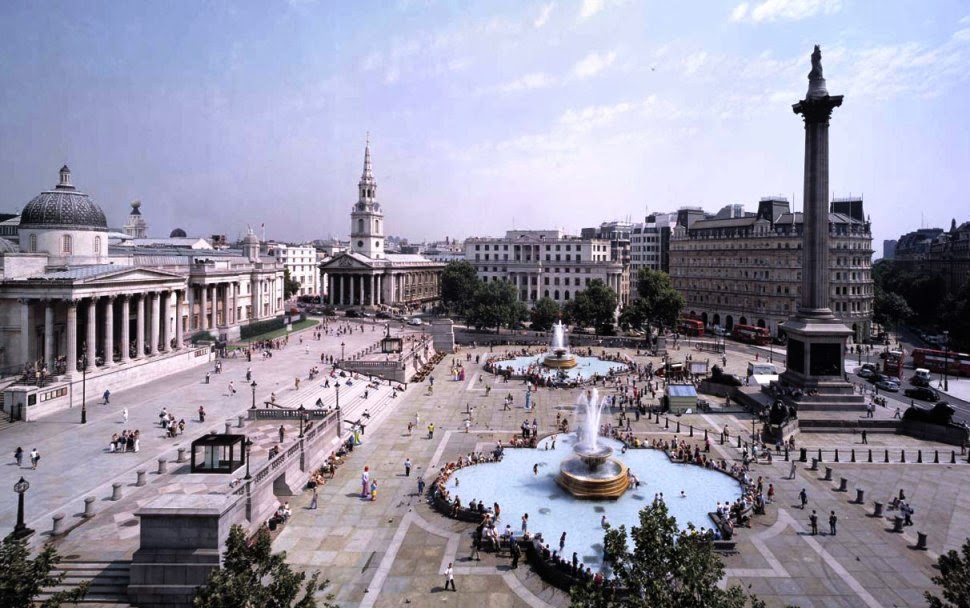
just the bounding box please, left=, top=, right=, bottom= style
left=579, top=0, right=604, bottom=20
left=731, top=0, right=841, bottom=23
left=361, top=51, right=383, bottom=71
left=682, top=51, right=708, bottom=75
left=535, top=3, right=555, bottom=28
left=559, top=101, right=634, bottom=131
left=500, top=72, right=557, bottom=93
left=572, top=50, right=617, bottom=78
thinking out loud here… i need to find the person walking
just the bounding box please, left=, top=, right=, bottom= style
left=417, top=477, right=426, bottom=496
left=309, top=487, right=318, bottom=509
left=809, top=510, right=818, bottom=535
left=789, top=460, right=797, bottom=480
left=278, top=425, right=285, bottom=443
left=428, top=423, right=435, bottom=439
left=861, top=430, right=868, bottom=445
left=510, top=540, right=521, bottom=569
left=444, top=562, right=456, bottom=591
left=470, top=529, right=482, bottom=561
left=122, top=408, right=129, bottom=424
left=559, top=531, right=566, bottom=553
left=361, top=466, right=370, bottom=498
left=521, top=513, right=529, bottom=534
left=198, top=405, right=206, bottom=422
left=228, top=381, right=236, bottom=396
left=404, top=458, right=412, bottom=477
left=29, top=448, right=40, bottom=469
left=799, top=488, right=808, bottom=509
left=14, top=446, right=23, bottom=468
left=103, top=389, right=111, bottom=405
left=828, top=510, right=837, bottom=535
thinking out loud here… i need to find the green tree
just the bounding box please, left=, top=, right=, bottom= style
left=441, top=261, right=480, bottom=314
left=530, top=297, right=560, bottom=332
left=925, top=537, right=970, bottom=608
left=570, top=502, right=764, bottom=608
left=873, top=288, right=913, bottom=331
left=465, top=279, right=527, bottom=332
left=0, top=535, right=89, bottom=608
left=564, top=279, right=617, bottom=334
left=634, top=268, right=685, bottom=332
left=282, top=268, right=301, bottom=301
left=194, top=525, right=335, bottom=608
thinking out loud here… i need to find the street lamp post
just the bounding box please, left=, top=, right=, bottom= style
left=340, top=341, right=345, bottom=361
left=243, top=438, right=253, bottom=480
left=12, top=477, right=33, bottom=538
left=80, top=347, right=88, bottom=424
left=943, top=330, right=950, bottom=392
left=298, top=404, right=306, bottom=438
left=250, top=381, right=258, bottom=409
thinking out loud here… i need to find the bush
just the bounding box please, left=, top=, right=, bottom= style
left=240, top=314, right=305, bottom=340
left=191, top=331, right=216, bottom=344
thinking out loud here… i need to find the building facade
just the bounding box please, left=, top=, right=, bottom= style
left=581, top=221, right=633, bottom=305
left=894, top=222, right=970, bottom=294
left=0, top=166, right=285, bottom=420
left=630, top=211, right=678, bottom=284
left=265, top=242, right=321, bottom=297
left=319, top=141, right=444, bottom=310
left=463, top=229, right=625, bottom=307
left=668, top=196, right=874, bottom=341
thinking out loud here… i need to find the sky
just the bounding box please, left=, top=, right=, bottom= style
left=1, top=0, right=968, bottom=251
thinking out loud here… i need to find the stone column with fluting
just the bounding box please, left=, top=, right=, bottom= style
left=103, top=296, right=114, bottom=366
left=793, top=45, right=843, bottom=318
left=44, top=301, right=54, bottom=371
left=150, top=292, right=160, bottom=355
left=19, top=299, right=30, bottom=366
left=120, top=295, right=130, bottom=363
left=66, top=301, right=78, bottom=377
left=86, top=298, right=97, bottom=370
left=135, top=295, right=145, bottom=359
left=162, top=291, right=172, bottom=352
left=175, top=289, right=184, bottom=349
left=210, top=284, right=218, bottom=329
left=200, top=284, right=208, bottom=330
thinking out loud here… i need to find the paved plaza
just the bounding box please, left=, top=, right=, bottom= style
left=1, top=328, right=968, bottom=607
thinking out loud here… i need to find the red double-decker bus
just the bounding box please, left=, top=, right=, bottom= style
left=911, top=348, right=970, bottom=376
left=731, top=324, right=771, bottom=346
left=678, top=318, right=705, bottom=337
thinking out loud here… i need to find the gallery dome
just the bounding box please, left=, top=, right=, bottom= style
left=19, top=166, right=108, bottom=231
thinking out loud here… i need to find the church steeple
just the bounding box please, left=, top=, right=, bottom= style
left=350, top=136, right=385, bottom=259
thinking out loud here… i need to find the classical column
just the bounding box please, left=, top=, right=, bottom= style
left=103, top=296, right=114, bottom=366
left=162, top=291, right=172, bottom=352
left=66, top=301, right=78, bottom=377
left=19, top=299, right=30, bottom=366
left=225, top=283, right=232, bottom=325
left=376, top=275, right=382, bottom=306
left=150, top=292, right=160, bottom=355
left=175, top=290, right=185, bottom=348
left=186, top=285, right=195, bottom=331
left=135, top=295, right=145, bottom=359
left=210, top=284, right=218, bottom=329
left=120, top=295, right=130, bottom=362
left=86, top=298, right=96, bottom=370
left=44, top=301, right=54, bottom=371
left=200, top=284, right=208, bottom=330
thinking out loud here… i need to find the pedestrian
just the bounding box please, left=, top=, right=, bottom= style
left=829, top=510, right=837, bottom=535
left=103, top=389, right=111, bottom=404
left=511, top=540, right=521, bottom=569
left=809, top=510, right=818, bottom=535
left=370, top=479, right=378, bottom=501
left=789, top=460, right=797, bottom=480
left=277, top=424, right=285, bottom=443
left=464, top=419, right=470, bottom=433
left=559, top=531, right=566, bottom=552
left=14, top=446, right=23, bottom=467
left=404, top=457, right=412, bottom=477
left=198, top=405, right=206, bottom=422
left=521, top=513, right=528, bottom=533
left=861, top=430, right=868, bottom=445
left=417, top=477, right=426, bottom=496
left=205, top=372, right=210, bottom=384
left=30, top=448, right=40, bottom=469
left=122, top=407, right=128, bottom=424
left=228, top=381, right=236, bottom=396
left=444, top=562, right=456, bottom=591
left=533, top=463, right=538, bottom=476
left=361, top=466, right=370, bottom=498
left=407, top=421, right=413, bottom=436
left=893, top=407, right=901, bottom=419
left=309, top=487, right=318, bottom=509
left=428, top=423, right=435, bottom=439
left=799, top=488, right=808, bottom=509
left=471, top=529, right=482, bottom=561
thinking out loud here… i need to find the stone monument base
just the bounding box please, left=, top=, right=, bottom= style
left=779, top=315, right=864, bottom=411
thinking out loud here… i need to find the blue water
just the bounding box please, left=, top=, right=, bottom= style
left=448, top=434, right=741, bottom=570
left=491, top=355, right=628, bottom=381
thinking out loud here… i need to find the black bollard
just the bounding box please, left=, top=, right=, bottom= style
left=893, top=516, right=904, bottom=533
left=884, top=449, right=890, bottom=463
left=665, top=417, right=669, bottom=429
left=917, top=450, right=922, bottom=464
left=901, top=449, right=906, bottom=463
left=737, top=436, right=742, bottom=449
left=868, top=449, right=873, bottom=463
left=689, top=425, right=694, bottom=437
left=873, top=502, right=884, bottom=517
left=851, top=449, right=856, bottom=463
left=824, top=467, right=833, bottom=481
left=676, top=420, right=681, bottom=433
left=811, top=457, right=818, bottom=471
left=784, top=447, right=789, bottom=462
left=855, top=488, right=865, bottom=504
left=818, top=448, right=823, bottom=463
left=834, top=449, right=839, bottom=463
left=704, top=429, right=708, bottom=441
left=800, top=447, right=807, bottom=462
left=720, top=432, right=725, bottom=445
left=839, top=478, right=848, bottom=492
left=934, top=450, right=939, bottom=464
left=916, top=532, right=928, bottom=550
left=952, top=451, right=957, bottom=464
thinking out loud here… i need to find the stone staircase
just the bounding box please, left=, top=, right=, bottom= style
left=39, top=559, right=131, bottom=606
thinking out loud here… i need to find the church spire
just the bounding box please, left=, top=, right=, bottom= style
left=358, top=134, right=377, bottom=205
left=361, top=132, right=374, bottom=181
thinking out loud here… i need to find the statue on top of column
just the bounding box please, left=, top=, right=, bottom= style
left=806, top=44, right=829, bottom=99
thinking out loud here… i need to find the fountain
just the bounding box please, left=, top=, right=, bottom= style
left=542, top=321, right=578, bottom=369
left=556, top=388, right=629, bottom=499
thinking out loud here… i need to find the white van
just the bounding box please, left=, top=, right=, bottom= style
left=913, top=368, right=931, bottom=386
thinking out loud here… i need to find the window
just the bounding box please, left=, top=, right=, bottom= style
left=94, top=236, right=101, bottom=254
left=358, top=219, right=364, bottom=233
left=62, top=234, right=72, bottom=254
left=29, top=234, right=37, bottom=252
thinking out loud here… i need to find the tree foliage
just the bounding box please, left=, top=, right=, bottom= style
left=464, top=279, right=528, bottom=332
left=530, top=297, right=561, bottom=332
left=441, top=261, right=481, bottom=314
left=564, top=279, right=617, bottom=334
left=194, top=525, right=335, bottom=608
left=570, top=502, right=764, bottom=608
left=873, top=288, right=913, bottom=330
left=0, top=535, right=89, bottom=608
left=925, top=537, right=970, bottom=608
left=872, top=260, right=947, bottom=325
left=282, top=268, right=302, bottom=301
left=629, top=268, right=685, bottom=332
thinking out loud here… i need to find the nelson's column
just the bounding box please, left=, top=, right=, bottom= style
left=779, top=46, right=864, bottom=411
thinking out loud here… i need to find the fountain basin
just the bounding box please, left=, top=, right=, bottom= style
left=557, top=454, right=629, bottom=499
left=543, top=348, right=578, bottom=369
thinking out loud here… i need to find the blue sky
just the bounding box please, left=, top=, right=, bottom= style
left=1, top=0, right=968, bottom=251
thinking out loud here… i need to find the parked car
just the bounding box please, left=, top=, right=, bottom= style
left=407, top=317, right=423, bottom=326
left=875, top=379, right=900, bottom=392
left=857, top=368, right=874, bottom=379
left=376, top=311, right=392, bottom=319
left=903, top=386, right=940, bottom=402
left=345, top=309, right=361, bottom=318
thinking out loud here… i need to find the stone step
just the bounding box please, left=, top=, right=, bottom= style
left=38, top=560, right=130, bottom=605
